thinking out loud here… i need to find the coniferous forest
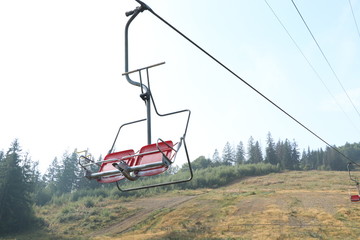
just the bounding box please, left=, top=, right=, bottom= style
left=1, top=132, right=360, bottom=235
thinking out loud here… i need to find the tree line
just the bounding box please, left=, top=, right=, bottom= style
left=210, top=132, right=354, bottom=171
left=1, top=134, right=359, bottom=235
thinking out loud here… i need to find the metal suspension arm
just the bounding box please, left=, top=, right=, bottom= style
left=124, top=1, right=151, bottom=90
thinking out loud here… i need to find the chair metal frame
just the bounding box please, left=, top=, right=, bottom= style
left=78, top=1, right=194, bottom=191
left=348, top=162, right=360, bottom=202
left=78, top=63, right=193, bottom=191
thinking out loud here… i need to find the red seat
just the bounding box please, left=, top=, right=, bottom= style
left=351, top=195, right=360, bottom=202
left=135, top=141, right=174, bottom=177
left=97, top=149, right=135, bottom=183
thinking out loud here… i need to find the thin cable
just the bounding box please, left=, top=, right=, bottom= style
left=144, top=6, right=356, bottom=164
left=264, top=0, right=360, bottom=135
left=291, top=0, right=360, bottom=121
left=348, top=0, right=360, bottom=41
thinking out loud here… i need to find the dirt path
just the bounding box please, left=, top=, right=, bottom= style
left=89, top=195, right=196, bottom=238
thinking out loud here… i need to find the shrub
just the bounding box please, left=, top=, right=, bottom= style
left=51, top=194, right=69, bottom=206
left=84, top=198, right=95, bottom=208
left=34, top=188, right=52, bottom=206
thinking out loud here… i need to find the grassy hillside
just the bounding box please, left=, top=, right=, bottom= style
left=3, top=170, right=360, bottom=239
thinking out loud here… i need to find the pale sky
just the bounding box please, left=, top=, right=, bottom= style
left=1, top=0, right=360, bottom=172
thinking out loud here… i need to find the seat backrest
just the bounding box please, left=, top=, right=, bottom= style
left=97, top=149, right=135, bottom=183
left=135, top=141, right=174, bottom=177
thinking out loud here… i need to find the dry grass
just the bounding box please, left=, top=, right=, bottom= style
left=6, top=171, right=360, bottom=240
left=116, top=171, right=360, bottom=240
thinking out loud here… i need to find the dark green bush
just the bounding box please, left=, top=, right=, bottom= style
left=84, top=199, right=95, bottom=208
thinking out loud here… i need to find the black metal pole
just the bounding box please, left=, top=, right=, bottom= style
left=124, top=4, right=152, bottom=144
left=146, top=95, right=151, bottom=144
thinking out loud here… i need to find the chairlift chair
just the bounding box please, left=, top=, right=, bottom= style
left=78, top=1, right=193, bottom=192
left=347, top=162, right=360, bottom=202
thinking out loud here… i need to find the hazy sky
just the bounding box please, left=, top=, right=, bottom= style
left=1, top=0, right=360, bottom=172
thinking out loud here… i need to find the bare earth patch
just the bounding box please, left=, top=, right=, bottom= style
left=90, top=195, right=196, bottom=239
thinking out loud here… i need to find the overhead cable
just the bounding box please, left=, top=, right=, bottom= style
left=264, top=0, right=360, bottom=135
left=291, top=0, right=360, bottom=121
left=137, top=0, right=357, bottom=164
left=348, top=0, right=360, bottom=41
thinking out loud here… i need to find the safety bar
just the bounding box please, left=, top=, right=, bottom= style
left=86, top=169, right=122, bottom=180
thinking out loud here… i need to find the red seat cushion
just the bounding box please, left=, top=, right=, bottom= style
left=135, top=141, right=174, bottom=177
left=97, top=149, right=135, bottom=183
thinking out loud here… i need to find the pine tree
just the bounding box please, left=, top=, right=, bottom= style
left=222, top=142, right=235, bottom=165
left=212, top=149, right=221, bottom=166
left=57, top=151, right=79, bottom=194
left=21, top=153, right=37, bottom=192
left=247, top=136, right=255, bottom=163
left=265, top=132, right=278, bottom=165
left=0, top=140, right=36, bottom=234
left=247, top=137, right=263, bottom=164
left=291, top=140, right=300, bottom=170
left=317, top=149, right=325, bottom=170
left=300, top=149, right=309, bottom=170
left=253, top=141, right=263, bottom=163
left=326, top=145, right=346, bottom=170
left=276, top=139, right=292, bottom=169
left=25, top=159, right=49, bottom=206
left=235, top=141, right=245, bottom=164
left=44, top=157, right=61, bottom=183
left=42, top=157, right=62, bottom=194
left=307, top=147, right=314, bottom=169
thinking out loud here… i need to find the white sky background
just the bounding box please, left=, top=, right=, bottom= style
left=1, top=0, right=360, bottom=173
